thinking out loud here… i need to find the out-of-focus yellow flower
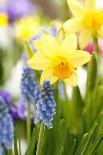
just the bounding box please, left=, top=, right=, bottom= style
left=27, top=30, right=91, bottom=86
left=0, top=13, right=8, bottom=27
left=63, top=0, right=103, bottom=49
left=15, top=15, right=41, bottom=41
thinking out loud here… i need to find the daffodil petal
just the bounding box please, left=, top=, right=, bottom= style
left=27, top=52, right=52, bottom=70
left=64, top=71, right=78, bottom=86
left=69, top=50, right=91, bottom=68
left=40, top=69, right=58, bottom=85
left=34, top=34, right=59, bottom=58
left=67, top=0, right=84, bottom=16
left=63, top=18, right=83, bottom=33
left=86, top=0, right=96, bottom=10
left=60, top=33, right=77, bottom=55
left=98, top=26, right=103, bottom=38
left=79, top=30, right=92, bottom=49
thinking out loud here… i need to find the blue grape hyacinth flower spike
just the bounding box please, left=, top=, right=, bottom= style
left=35, top=81, right=56, bottom=128
left=0, top=97, right=14, bottom=154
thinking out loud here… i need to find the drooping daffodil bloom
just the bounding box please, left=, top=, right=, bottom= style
left=63, top=0, right=103, bottom=49
left=0, top=13, right=8, bottom=27
left=15, top=15, right=41, bottom=41
left=27, top=30, right=91, bottom=86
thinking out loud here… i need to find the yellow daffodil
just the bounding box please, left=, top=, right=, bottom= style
left=63, top=0, right=103, bottom=49
left=15, top=15, right=41, bottom=41
left=27, top=31, right=91, bottom=86
left=0, top=13, right=8, bottom=27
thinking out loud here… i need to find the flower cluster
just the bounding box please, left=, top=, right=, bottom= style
left=20, top=66, right=40, bottom=105
left=0, top=97, right=13, bottom=153
left=35, top=81, right=56, bottom=128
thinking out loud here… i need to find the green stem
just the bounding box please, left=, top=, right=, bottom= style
left=36, top=123, right=45, bottom=155
left=93, top=36, right=99, bottom=54
left=85, top=36, right=98, bottom=128
left=26, top=104, right=31, bottom=145
left=54, top=82, right=60, bottom=129
left=14, top=130, right=18, bottom=155
left=62, top=81, right=69, bottom=103
left=19, top=139, right=21, bottom=155
left=5, top=149, right=13, bottom=155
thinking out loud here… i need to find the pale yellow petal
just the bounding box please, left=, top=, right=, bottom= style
left=27, top=52, right=52, bottom=70
left=40, top=69, right=58, bottom=85
left=64, top=71, right=78, bottom=86
left=60, top=33, right=77, bottom=55
left=67, top=0, right=84, bottom=16
left=63, top=18, right=83, bottom=33
left=86, top=0, right=96, bottom=10
left=98, top=26, right=103, bottom=38
left=79, top=30, right=92, bottom=49
left=69, top=50, right=91, bottom=68
left=34, top=34, right=59, bottom=58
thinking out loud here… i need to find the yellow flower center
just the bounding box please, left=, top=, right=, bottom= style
left=84, top=12, right=103, bottom=30
left=53, top=61, right=73, bottom=80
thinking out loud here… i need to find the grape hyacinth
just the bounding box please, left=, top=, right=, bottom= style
left=35, top=81, right=56, bottom=128
left=10, top=97, right=27, bottom=121
left=20, top=66, right=40, bottom=105
left=0, top=97, right=14, bottom=154
left=0, top=91, right=12, bottom=108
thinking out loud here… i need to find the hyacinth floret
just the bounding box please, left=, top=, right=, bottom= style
left=0, top=97, right=13, bottom=153
left=35, top=81, right=56, bottom=128
left=20, top=66, right=40, bottom=104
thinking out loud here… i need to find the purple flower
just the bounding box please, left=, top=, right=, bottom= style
left=0, top=0, right=35, bottom=22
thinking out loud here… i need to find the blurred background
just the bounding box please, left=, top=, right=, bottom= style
left=0, top=0, right=103, bottom=154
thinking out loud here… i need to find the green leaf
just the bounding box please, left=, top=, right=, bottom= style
left=74, top=122, right=98, bottom=155
left=25, top=127, right=37, bottom=155
left=54, top=119, right=67, bottom=155
left=74, top=133, right=88, bottom=155
left=84, top=136, right=103, bottom=155
left=60, top=86, right=83, bottom=135
left=69, top=139, right=76, bottom=155
left=92, top=85, right=103, bottom=120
